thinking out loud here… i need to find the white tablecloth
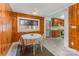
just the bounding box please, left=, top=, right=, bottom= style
left=21, top=34, right=41, bottom=40
left=21, top=33, right=42, bottom=55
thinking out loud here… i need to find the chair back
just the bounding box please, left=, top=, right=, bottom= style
left=19, top=37, right=24, bottom=45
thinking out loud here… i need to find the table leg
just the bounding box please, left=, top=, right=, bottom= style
left=33, top=44, right=35, bottom=55
left=40, top=40, right=43, bottom=52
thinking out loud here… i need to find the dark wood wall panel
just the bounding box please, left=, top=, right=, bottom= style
left=0, top=3, right=12, bottom=55
left=69, top=3, right=79, bottom=51
left=0, top=3, right=44, bottom=55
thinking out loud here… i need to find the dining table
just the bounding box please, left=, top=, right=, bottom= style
left=21, top=33, right=43, bottom=55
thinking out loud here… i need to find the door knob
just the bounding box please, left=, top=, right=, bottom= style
left=71, top=42, right=74, bottom=46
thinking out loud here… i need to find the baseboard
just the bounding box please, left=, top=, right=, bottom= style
left=6, top=42, right=19, bottom=56
left=65, top=47, right=79, bottom=55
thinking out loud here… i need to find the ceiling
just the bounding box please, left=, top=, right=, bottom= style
left=9, top=3, right=71, bottom=17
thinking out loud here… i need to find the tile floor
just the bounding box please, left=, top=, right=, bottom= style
left=7, top=37, right=79, bottom=56
left=44, top=37, right=79, bottom=56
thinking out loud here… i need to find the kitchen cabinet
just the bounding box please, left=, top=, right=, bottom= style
left=51, top=18, right=64, bottom=37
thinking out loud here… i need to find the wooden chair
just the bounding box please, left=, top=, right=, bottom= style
left=18, top=37, right=26, bottom=55
left=18, top=37, right=36, bottom=55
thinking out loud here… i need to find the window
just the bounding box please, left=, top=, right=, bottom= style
left=17, top=17, right=40, bottom=32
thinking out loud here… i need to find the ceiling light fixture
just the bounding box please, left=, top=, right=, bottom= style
left=32, top=11, right=37, bottom=15
left=32, top=8, right=39, bottom=15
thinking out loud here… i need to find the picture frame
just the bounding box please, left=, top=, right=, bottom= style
left=17, top=17, right=40, bottom=32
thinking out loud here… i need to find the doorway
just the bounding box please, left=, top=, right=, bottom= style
left=45, top=20, right=51, bottom=38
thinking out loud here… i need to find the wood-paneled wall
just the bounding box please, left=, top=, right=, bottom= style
left=12, top=12, right=44, bottom=42
left=69, top=3, right=79, bottom=51
left=0, top=3, right=44, bottom=55
left=0, top=4, right=12, bottom=55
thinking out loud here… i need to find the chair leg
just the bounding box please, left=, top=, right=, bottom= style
left=40, top=41, right=43, bottom=52
left=19, top=45, right=23, bottom=56
left=21, top=46, right=24, bottom=56
left=20, top=46, right=25, bottom=56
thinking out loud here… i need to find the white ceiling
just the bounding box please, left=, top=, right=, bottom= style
left=9, top=3, right=71, bottom=17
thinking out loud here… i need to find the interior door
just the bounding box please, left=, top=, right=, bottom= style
left=69, top=4, right=79, bottom=51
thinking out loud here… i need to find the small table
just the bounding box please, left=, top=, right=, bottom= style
left=21, top=34, right=43, bottom=55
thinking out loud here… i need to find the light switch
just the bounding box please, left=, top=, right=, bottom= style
left=0, top=25, right=2, bottom=32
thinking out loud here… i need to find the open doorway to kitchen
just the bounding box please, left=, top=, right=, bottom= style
left=44, top=10, right=67, bottom=56
left=51, top=18, right=64, bottom=39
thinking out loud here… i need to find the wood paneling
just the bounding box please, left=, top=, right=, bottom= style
left=0, top=3, right=44, bottom=55
left=0, top=3, right=12, bottom=55
left=12, top=12, right=44, bottom=42
left=69, top=3, right=79, bottom=51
